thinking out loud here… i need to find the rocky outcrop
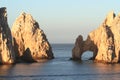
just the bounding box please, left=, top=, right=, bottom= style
left=0, top=7, right=15, bottom=64
left=12, top=12, right=54, bottom=62
left=72, top=35, right=84, bottom=60
left=72, top=11, right=120, bottom=63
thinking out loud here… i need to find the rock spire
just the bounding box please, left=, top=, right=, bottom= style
left=12, top=12, right=54, bottom=62
left=0, top=7, right=15, bottom=64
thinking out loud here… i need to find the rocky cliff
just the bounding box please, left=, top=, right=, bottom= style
left=0, top=7, right=15, bottom=64
left=12, top=12, right=54, bottom=62
left=72, top=11, right=120, bottom=63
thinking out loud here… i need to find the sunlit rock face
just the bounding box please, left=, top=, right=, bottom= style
left=72, top=11, right=120, bottom=63
left=0, top=7, right=15, bottom=64
left=12, top=12, right=54, bottom=62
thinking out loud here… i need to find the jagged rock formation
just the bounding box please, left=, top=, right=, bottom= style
left=0, top=7, right=15, bottom=64
left=72, top=11, right=120, bottom=63
left=12, top=12, right=54, bottom=62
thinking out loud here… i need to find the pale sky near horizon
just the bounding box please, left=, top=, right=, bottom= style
left=0, top=0, right=120, bottom=43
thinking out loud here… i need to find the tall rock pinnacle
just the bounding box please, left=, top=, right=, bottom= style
left=0, top=7, right=15, bottom=64
left=12, top=12, right=54, bottom=62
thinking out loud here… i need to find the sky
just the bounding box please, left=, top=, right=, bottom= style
left=0, top=0, right=120, bottom=43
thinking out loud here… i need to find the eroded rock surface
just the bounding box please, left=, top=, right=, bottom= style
left=72, top=11, right=120, bottom=63
left=12, top=12, right=54, bottom=62
left=0, top=7, right=15, bottom=64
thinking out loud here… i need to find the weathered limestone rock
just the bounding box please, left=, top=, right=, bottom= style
left=72, top=35, right=84, bottom=60
left=12, top=12, right=54, bottom=62
left=0, top=7, right=15, bottom=64
left=72, top=11, right=120, bottom=63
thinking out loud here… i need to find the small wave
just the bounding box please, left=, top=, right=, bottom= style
left=0, top=72, right=120, bottom=78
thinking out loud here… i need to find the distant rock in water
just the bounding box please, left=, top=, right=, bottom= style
left=12, top=12, right=54, bottom=62
left=72, top=11, right=120, bottom=63
left=0, top=7, right=15, bottom=64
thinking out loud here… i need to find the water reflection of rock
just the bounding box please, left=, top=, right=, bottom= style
left=0, top=65, right=15, bottom=76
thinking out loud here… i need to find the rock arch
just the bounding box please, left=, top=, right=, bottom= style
left=72, top=35, right=98, bottom=61
left=72, top=11, right=120, bottom=63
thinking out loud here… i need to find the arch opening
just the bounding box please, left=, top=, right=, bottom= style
left=81, top=51, right=93, bottom=60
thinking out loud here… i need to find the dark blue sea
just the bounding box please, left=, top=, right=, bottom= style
left=0, top=44, right=120, bottom=80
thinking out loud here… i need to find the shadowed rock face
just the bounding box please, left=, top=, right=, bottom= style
left=12, top=12, right=54, bottom=62
left=0, top=7, right=15, bottom=64
left=72, top=11, right=120, bottom=63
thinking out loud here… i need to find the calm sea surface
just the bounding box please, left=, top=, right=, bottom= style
left=0, top=44, right=120, bottom=80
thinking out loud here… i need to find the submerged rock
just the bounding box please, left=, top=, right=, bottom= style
left=72, top=11, right=120, bottom=63
left=0, top=7, right=15, bottom=64
left=12, top=12, right=54, bottom=62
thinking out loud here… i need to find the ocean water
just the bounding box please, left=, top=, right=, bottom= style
left=0, top=44, right=120, bottom=80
